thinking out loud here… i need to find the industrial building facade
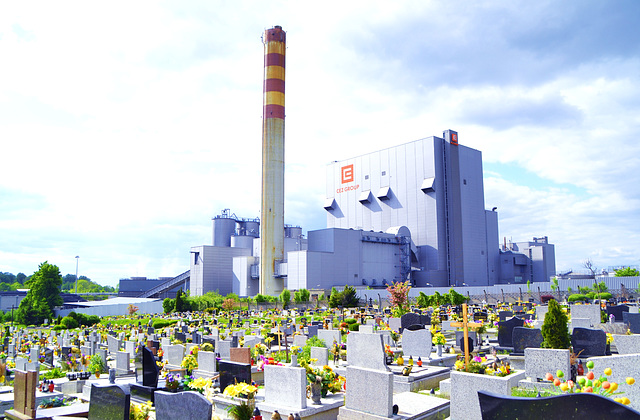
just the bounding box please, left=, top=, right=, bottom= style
left=187, top=130, right=556, bottom=296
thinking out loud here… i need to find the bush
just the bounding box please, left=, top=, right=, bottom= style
left=152, top=319, right=178, bottom=329
left=541, top=299, right=571, bottom=349
left=60, top=316, right=78, bottom=329
left=568, top=294, right=587, bottom=302
left=348, top=323, right=360, bottom=332
left=163, top=298, right=175, bottom=314
left=344, top=318, right=357, bottom=325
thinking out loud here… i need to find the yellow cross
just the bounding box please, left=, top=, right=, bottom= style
left=450, top=303, right=483, bottom=371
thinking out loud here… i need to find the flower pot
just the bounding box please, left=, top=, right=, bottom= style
left=436, top=345, right=443, bottom=357
left=385, top=355, right=393, bottom=365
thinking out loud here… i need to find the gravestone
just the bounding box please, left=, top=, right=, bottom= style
left=107, top=336, right=121, bottom=353
left=511, top=327, right=543, bottom=356
left=136, top=346, right=160, bottom=388
left=217, top=340, right=231, bottom=359
left=571, top=328, right=606, bottom=357
left=401, top=328, right=432, bottom=359
left=43, top=348, right=54, bottom=367
left=218, top=360, right=252, bottom=394
left=263, top=365, right=307, bottom=410
left=88, top=383, right=130, bottom=420
left=455, top=330, right=477, bottom=352
left=164, top=344, right=186, bottom=368
left=310, top=347, right=329, bottom=366
left=623, top=312, right=640, bottom=334
left=175, top=332, right=186, bottom=343
left=571, top=304, right=601, bottom=326
left=524, top=348, right=570, bottom=381
left=124, top=341, right=136, bottom=356
left=116, top=351, right=131, bottom=375
left=498, top=311, right=513, bottom=322
left=317, top=329, right=341, bottom=347
left=230, top=347, right=251, bottom=365
left=388, top=318, right=402, bottom=332
left=194, top=350, right=217, bottom=378
left=346, top=332, right=388, bottom=371
left=292, top=335, right=307, bottom=348
left=497, top=317, right=525, bottom=349
left=400, top=313, right=422, bottom=331
left=191, top=332, right=202, bottom=345
left=155, top=390, right=212, bottom=420
left=478, top=390, right=640, bottom=419
left=586, top=353, right=640, bottom=409
left=607, top=304, right=630, bottom=321
left=15, top=357, right=27, bottom=371
left=339, top=366, right=393, bottom=418
left=8, top=370, right=38, bottom=419
left=307, top=325, right=319, bottom=338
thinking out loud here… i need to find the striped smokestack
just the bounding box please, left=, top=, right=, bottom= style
left=260, top=25, right=286, bottom=296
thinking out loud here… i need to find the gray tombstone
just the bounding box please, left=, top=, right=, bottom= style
left=623, top=312, right=640, bottom=334
left=401, top=328, right=432, bottom=359
left=116, top=351, right=131, bottom=375
left=346, top=332, right=388, bottom=371
left=155, top=390, right=212, bottom=420
left=310, top=347, right=329, bottom=366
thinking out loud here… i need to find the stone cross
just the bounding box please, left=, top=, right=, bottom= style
left=451, top=303, right=483, bottom=371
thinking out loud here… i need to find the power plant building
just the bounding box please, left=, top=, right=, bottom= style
left=188, top=130, right=556, bottom=297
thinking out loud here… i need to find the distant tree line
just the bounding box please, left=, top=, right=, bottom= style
left=0, top=270, right=116, bottom=294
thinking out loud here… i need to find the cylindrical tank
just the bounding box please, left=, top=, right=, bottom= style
left=212, top=216, right=236, bottom=247
left=236, top=221, right=247, bottom=237
left=244, top=221, right=260, bottom=237
left=285, top=226, right=302, bottom=239
left=231, top=235, right=255, bottom=249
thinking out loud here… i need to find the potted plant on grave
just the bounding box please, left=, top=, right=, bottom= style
left=384, top=344, right=394, bottom=365
left=87, top=354, right=105, bottom=378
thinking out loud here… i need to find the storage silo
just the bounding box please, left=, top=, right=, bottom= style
left=231, top=235, right=255, bottom=249
left=285, top=226, right=302, bottom=239
left=212, top=214, right=236, bottom=247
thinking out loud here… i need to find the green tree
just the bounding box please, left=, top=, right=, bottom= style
left=550, top=276, right=559, bottom=291
left=279, top=289, right=291, bottom=308
left=448, top=288, right=468, bottom=305
left=541, top=299, right=571, bottom=349
left=174, top=290, right=189, bottom=313
left=16, top=262, right=63, bottom=326
left=615, top=267, right=640, bottom=277
left=163, top=298, right=175, bottom=314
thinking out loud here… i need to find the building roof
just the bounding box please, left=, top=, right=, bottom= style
left=63, top=297, right=161, bottom=307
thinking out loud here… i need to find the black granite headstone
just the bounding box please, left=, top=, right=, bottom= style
left=571, top=327, right=606, bottom=357
left=400, top=313, right=422, bottom=331
left=44, top=349, right=54, bottom=366
left=511, top=327, right=543, bottom=355
left=497, top=317, right=525, bottom=348
left=607, top=305, right=629, bottom=321
left=623, top=312, right=640, bottom=334
left=88, top=383, right=130, bottom=420
left=498, top=311, right=513, bottom=322
left=135, top=346, right=159, bottom=388
left=218, top=360, right=252, bottom=393
left=175, top=332, right=186, bottom=343
left=478, top=390, right=640, bottom=419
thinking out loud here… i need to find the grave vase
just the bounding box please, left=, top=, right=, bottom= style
left=310, top=381, right=322, bottom=404
left=436, top=345, right=443, bottom=357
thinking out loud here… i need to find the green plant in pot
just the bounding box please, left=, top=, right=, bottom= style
left=87, top=354, right=106, bottom=377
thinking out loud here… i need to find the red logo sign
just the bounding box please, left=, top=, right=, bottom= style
left=341, top=164, right=354, bottom=184
left=451, top=132, right=458, bottom=145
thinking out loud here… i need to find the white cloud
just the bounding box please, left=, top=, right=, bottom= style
left=1, top=1, right=639, bottom=285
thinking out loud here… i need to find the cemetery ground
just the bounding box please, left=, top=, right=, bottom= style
left=1, top=300, right=640, bottom=419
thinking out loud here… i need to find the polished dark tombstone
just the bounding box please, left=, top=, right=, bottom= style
left=400, top=313, right=422, bottom=332
left=511, top=327, right=543, bottom=356
left=88, top=383, right=130, bottom=420
left=571, top=327, right=606, bottom=357
left=496, top=317, right=525, bottom=350
left=192, top=332, right=201, bottom=345
left=175, top=332, right=187, bottom=343
left=607, top=304, right=629, bottom=321
left=473, top=311, right=488, bottom=322
left=405, top=324, right=425, bottom=331
left=43, top=348, right=54, bottom=366
left=498, top=311, right=513, bottom=322
left=218, top=360, right=252, bottom=393
left=623, top=312, right=640, bottom=334
left=130, top=346, right=161, bottom=402
left=477, top=390, right=640, bottom=420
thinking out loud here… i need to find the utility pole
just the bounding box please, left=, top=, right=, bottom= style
left=75, top=256, right=80, bottom=294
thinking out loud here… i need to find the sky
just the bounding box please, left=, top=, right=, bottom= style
left=1, top=1, right=639, bottom=287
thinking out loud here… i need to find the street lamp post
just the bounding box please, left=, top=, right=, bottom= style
left=75, top=256, right=79, bottom=294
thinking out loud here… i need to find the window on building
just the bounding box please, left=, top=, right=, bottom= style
left=193, top=252, right=200, bottom=265
left=382, top=171, right=386, bottom=176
